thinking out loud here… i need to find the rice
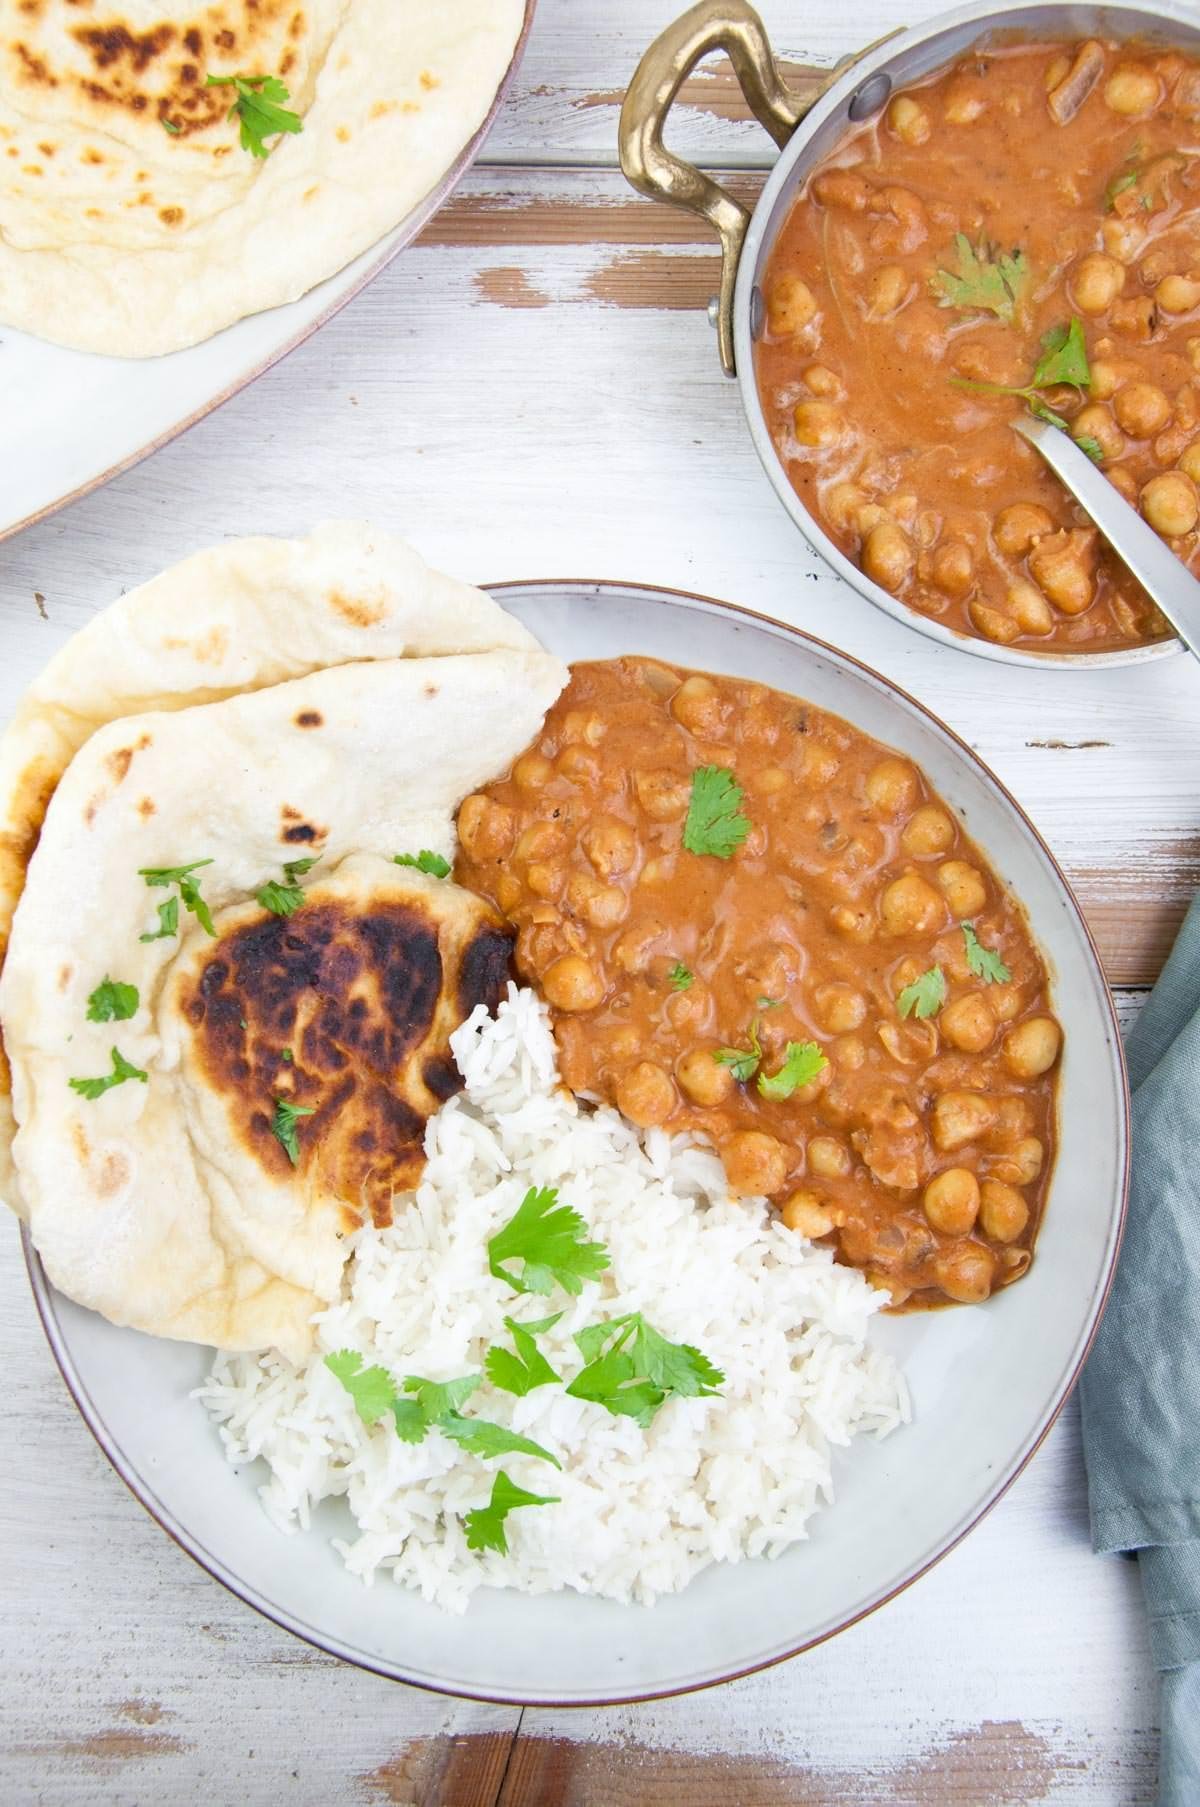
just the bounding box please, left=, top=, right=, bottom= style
left=196, top=984, right=910, bottom=1612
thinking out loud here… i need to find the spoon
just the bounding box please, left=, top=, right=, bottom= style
left=1014, top=416, right=1200, bottom=662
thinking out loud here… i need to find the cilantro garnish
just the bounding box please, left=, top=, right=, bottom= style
left=757, top=995, right=783, bottom=1011
left=394, top=850, right=451, bottom=879
left=1074, top=433, right=1106, bottom=464
left=271, top=1096, right=314, bottom=1165
left=436, top=1412, right=561, bottom=1470
left=324, top=1350, right=397, bottom=1426
left=931, top=234, right=1029, bottom=326
left=161, top=116, right=181, bottom=135
left=85, top=977, right=138, bottom=1023
left=138, top=858, right=216, bottom=938
left=464, top=1471, right=560, bottom=1556
left=897, top=965, right=946, bottom=1020
left=962, top=921, right=1011, bottom=984
left=256, top=880, right=305, bottom=918
left=324, top=1355, right=559, bottom=1467
left=682, top=766, right=750, bottom=860
left=205, top=72, right=303, bottom=160
left=69, top=1046, right=148, bottom=1101
left=140, top=897, right=179, bottom=943
left=757, top=1040, right=827, bottom=1101
left=951, top=318, right=1093, bottom=449
left=713, top=1019, right=763, bottom=1084
left=283, top=857, right=317, bottom=881
left=400, top=1374, right=481, bottom=1424
left=566, top=1313, right=724, bottom=1428
left=487, top=1186, right=610, bottom=1297
left=484, top=1313, right=563, bottom=1397
left=667, top=962, right=693, bottom=992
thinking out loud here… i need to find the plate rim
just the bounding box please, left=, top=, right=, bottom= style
left=0, top=0, right=537, bottom=550
left=21, top=576, right=1132, bottom=1705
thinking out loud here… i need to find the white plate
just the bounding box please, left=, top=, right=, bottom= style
left=0, top=4, right=534, bottom=548
left=22, top=580, right=1129, bottom=1705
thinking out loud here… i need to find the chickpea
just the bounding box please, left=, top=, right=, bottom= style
left=1003, top=1015, right=1062, bottom=1078
left=807, top=1135, right=851, bottom=1180
left=1007, top=580, right=1055, bottom=636
left=566, top=872, right=627, bottom=929
left=793, top=400, right=845, bottom=447
left=923, top=1167, right=981, bottom=1235
left=824, top=481, right=869, bottom=535
left=781, top=1189, right=837, bottom=1237
left=495, top=874, right=522, bottom=915
left=1071, top=402, right=1125, bottom=462
left=815, top=982, right=867, bottom=1034
left=634, top=768, right=689, bottom=821
left=932, top=1090, right=996, bottom=1152
left=558, top=744, right=599, bottom=784
left=676, top=1048, right=734, bottom=1108
left=515, top=821, right=563, bottom=862
left=1104, top=65, right=1162, bottom=114
left=880, top=871, right=946, bottom=937
left=1070, top=252, right=1126, bottom=316
left=1114, top=382, right=1172, bottom=438
left=542, top=954, right=604, bottom=1013
left=457, top=793, right=515, bottom=861
left=979, top=1179, right=1030, bottom=1243
left=832, top=1034, right=866, bottom=1071
left=944, top=88, right=985, bottom=124
left=831, top=903, right=875, bottom=942
left=1088, top=359, right=1125, bottom=402
left=804, top=364, right=840, bottom=398
left=767, top=273, right=817, bottom=336
left=513, top=751, right=555, bottom=791
left=723, top=1130, right=790, bottom=1198
left=670, top=674, right=725, bottom=738
left=993, top=501, right=1056, bottom=558
left=526, top=861, right=563, bottom=899
left=613, top=920, right=664, bottom=976
left=1102, top=216, right=1145, bottom=264
left=935, top=1241, right=996, bottom=1304
left=988, top=982, right=1024, bottom=1025
left=938, top=992, right=993, bottom=1054
left=901, top=804, right=955, bottom=857
left=930, top=540, right=975, bottom=598
left=1028, top=528, right=1097, bottom=615
left=1156, top=272, right=1200, bottom=315
left=560, top=709, right=606, bottom=747
left=867, top=264, right=909, bottom=318
left=753, top=766, right=789, bottom=797
left=865, top=757, right=918, bottom=815
left=812, top=168, right=871, bottom=212
left=937, top=860, right=988, bottom=918
left=862, top=521, right=914, bottom=593
left=888, top=94, right=931, bottom=145
left=582, top=815, right=636, bottom=879
left=968, top=602, right=1021, bottom=645
left=989, top=1135, right=1045, bottom=1186
left=1141, top=470, right=1200, bottom=537
left=615, top=1061, right=676, bottom=1128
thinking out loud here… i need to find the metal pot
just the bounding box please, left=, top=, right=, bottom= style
left=619, top=0, right=1200, bottom=667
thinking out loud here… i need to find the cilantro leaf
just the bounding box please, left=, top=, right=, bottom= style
left=566, top=1314, right=723, bottom=1426
left=324, top=1350, right=398, bottom=1426
left=401, top=1374, right=481, bottom=1422
left=1074, top=433, right=1106, bottom=464
left=931, top=234, right=1029, bottom=325
left=256, top=880, right=305, bottom=917
left=394, top=850, right=452, bottom=879
left=1033, top=317, right=1091, bottom=391
left=139, top=859, right=214, bottom=887
left=390, top=1399, right=428, bottom=1443
left=487, top=1186, right=610, bottom=1297
left=626, top=1317, right=724, bottom=1398
left=897, top=965, right=946, bottom=1020
left=484, top=1313, right=563, bottom=1397
left=161, top=116, right=181, bottom=135
left=85, top=977, right=139, bottom=1023
left=69, top=1046, right=148, bottom=1101
left=1105, top=165, right=1140, bottom=210
left=283, top=857, right=318, bottom=881
left=139, top=897, right=179, bottom=943
left=757, top=995, right=783, bottom=1011
left=464, top=1470, right=559, bottom=1556
left=682, top=766, right=750, bottom=860
left=667, top=962, right=693, bottom=992
left=713, top=1019, right=763, bottom=1084
left=436, top=1412, right=560, bottom=1470
left=962, top=921, right=1012, bottom=985
left=205, top=72, right=303, bottom=160
left=139, top=859, right=216, bottom=938
left=566, top=1340, right=665, bottom=1428
left=757, top=1040, right=827, bottom=1101
left=271, top=1096, right=315, bottom=1164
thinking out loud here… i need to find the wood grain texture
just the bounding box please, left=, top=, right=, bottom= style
left=0, top=0, right=1190, bottom=1800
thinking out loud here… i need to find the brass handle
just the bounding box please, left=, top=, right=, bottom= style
left=618, top=0, right=871, bottom=376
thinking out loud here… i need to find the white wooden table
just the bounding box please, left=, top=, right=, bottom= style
left=1, top=3, right=1194, bottom=1800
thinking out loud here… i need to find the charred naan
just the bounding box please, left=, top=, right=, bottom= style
left=0, top=0, right=526, bottom=354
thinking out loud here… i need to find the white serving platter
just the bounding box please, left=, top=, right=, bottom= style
left=0, top=3, right=535, bottom=548
left=22, top=579, right=1129, bottom=1705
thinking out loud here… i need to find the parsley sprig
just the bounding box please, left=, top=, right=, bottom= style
left=324, top=1354, right=560, bottom=1468
left=205, top=72, right=303, bottom=160
left=757, top=1040, right=827, bottom=1100
left=69, top=1046, right=148, bottom=1101
left=565, top=1314, right=724, bottom=1428
left=139, top=858, right=216, bottom=938
left=962, top=922, right=1011, bottom=984
left=932, top=234, right=1029, bottom=326
left=465, top=1471, right=561, bottom=1556
left=85, top=977, right=138, bottom=1023
left=394, top=850, right=451, bottom=879
left=897, top=965, right=946, bottom=1020
left=484, top=1314, right=563, bottom=1397
left=257, top=856, right=318, bottom=918
left=951, top=318, right=1103, bottom=460
left=682, top=766, right=750, bottom=860
left=487, top=1186, right=610, bottom=1297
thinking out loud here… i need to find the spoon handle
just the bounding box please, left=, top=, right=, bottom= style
left=1014, top=417, right=1200, bottom=663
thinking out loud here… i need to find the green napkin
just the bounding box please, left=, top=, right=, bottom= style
left=1079, top=893, right=1200, bottom=1807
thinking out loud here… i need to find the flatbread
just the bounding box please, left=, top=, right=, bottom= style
left=1, top=647, right=565, bottom=1356
left=0, top=0, right=525, bottom=355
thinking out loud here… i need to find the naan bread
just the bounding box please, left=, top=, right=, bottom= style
left=0, top=0, right=525, bottom=354
left=2, top=647, right=566, bottom=1356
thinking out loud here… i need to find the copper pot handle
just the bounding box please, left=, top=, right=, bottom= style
left=618, top=0, right=880, bottom=376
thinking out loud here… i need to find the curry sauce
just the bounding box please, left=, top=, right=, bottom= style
left=455, top=658, right=1062, bottom=1309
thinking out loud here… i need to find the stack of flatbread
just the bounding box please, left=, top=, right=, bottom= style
left=0, top=0, right=526, bottom=354
left=0, top=522, right=566, bottom=1356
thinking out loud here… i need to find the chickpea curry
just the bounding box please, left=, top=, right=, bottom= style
left=755, top=36, right=1200, bottom=653
left=455, top=659, right=1062, bottom=1310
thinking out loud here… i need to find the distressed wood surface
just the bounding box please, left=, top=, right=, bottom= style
left=0, top=0, right=1193, bottom=1800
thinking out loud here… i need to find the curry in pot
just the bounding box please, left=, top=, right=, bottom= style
left=456, top=658, right=1062, bottom=1309
left=755, top=36, right=1200, bottom=652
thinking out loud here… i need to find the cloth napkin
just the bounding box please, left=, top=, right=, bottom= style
left=1080, top=893, right=1200, bottom=1807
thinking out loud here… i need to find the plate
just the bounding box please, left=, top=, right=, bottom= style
left=0, top=2, right=535, bottom=549
left=22, top=580, right=1129, bottom=1705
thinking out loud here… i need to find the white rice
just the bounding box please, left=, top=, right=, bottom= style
left=197, top=984, right=910, bottom=1612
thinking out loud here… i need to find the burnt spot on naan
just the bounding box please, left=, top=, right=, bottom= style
left=295, top=710, right=322, bottom=729
left=182, top=894, right=514, bottom=1225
